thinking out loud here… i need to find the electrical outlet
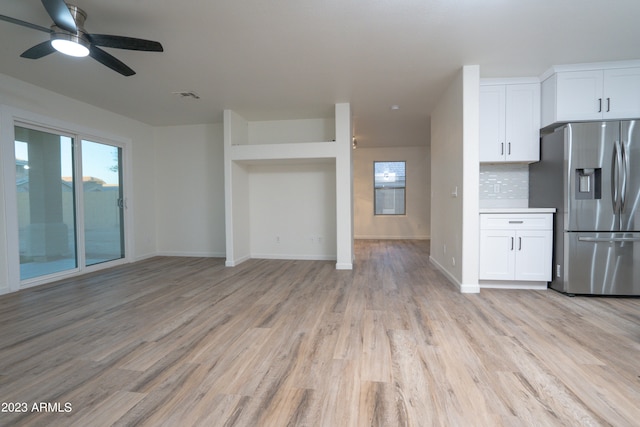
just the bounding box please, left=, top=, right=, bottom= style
left=276, top=236, right=280, bottom=243
left=451, top=257, right=456, bottom=267
left=443, top=244, right=447, bottom=254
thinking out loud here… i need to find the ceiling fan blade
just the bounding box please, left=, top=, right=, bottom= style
left=88, top=34, right=163, bottom=52
left=41, top=0, right=76, bottom=33
left=0, top=14, right=52, bottom=33
left=89, top=45, right=135, bottom=76
left=21, top=41, right=56, bottom=59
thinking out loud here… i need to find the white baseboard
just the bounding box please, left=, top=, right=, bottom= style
left=336, top=262, right=353, bottom=270
left=429, top=256, right=460, bottom=287
left=354, top=235, right=430, bottom=240
left=250, top=253, right=336, bottom=261
left=429, top=256, right=480, bottom=294
left=225, top=254, right=250, bottom=267
left=460, top=283, right=481, bottom=293
left=155, top=251, right=225, bottom=258
left=133, top=253, right=157, bottom=262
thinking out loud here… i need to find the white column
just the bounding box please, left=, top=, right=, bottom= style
left=335, top=103, right=353, bottom=269
left=223, top=110, right=250, bottom=267
left=461, top=65, right=480, bottom=293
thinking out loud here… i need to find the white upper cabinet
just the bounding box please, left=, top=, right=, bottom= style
left=541, top=62, right=640, bottom=128
left=555, top=70, right=604, bottom=122
left=480, top=80, right=540, bottom=163
left=479, top=85, right=505, bottom=162
left=604, top=67, right=640, bottom=119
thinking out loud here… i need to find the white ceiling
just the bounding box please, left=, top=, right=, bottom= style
left=1, top=0, right=640, bottom=147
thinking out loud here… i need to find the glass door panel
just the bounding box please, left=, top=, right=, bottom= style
left=14, top=126, right=77, bottom=280
left=81, top=140, right=125, bottom=266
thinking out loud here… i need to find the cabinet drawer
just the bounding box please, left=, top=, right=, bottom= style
left=480, top=214, right=552, bottom=230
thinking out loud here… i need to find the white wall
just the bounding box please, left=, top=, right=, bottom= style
left=249, top=161, right=336, bottom=259
left=430, top=65, right=480, bottom=293
left=154, top=124, right=226, bottom=257
left=354, top=146, right=430, bottom=239
left=0, top=72, right=157, bottom=294
left=248, top=118, right=335, bottom=144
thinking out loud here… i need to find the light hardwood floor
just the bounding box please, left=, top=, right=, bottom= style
left=0, top=240, right=639, bottom=426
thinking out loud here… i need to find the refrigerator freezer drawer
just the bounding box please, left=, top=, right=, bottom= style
left=563, top=232, right=640, bottom=295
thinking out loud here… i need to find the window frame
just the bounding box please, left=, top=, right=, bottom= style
left=373, top=160, right=406, bottom=216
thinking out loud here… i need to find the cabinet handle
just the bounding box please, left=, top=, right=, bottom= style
left=511, top=237, right=514, bottom=250
left=508, top=220, right=524, bottom=224
left=518, top=237, right=522, bottom=251
left=501, top=142, right=504, bottom=155
left=598, top=98, right=602, bottom=112
left=508, top=142, right=511, bottom=155
left=607, top=97, right=611, bottom=112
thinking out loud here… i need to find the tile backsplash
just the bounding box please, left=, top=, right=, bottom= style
left=479, top=164, right=529, bottom=207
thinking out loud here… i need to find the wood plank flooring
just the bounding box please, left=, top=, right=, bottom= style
left=0, top=240, right=638, bottom=426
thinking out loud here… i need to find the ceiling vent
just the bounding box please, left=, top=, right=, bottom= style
left=172, top=91, right=200, bottom=99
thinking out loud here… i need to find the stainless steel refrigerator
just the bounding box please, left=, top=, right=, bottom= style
left=530, top=121, right=640, bottom=295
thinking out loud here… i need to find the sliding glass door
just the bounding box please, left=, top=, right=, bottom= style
left=15, top=126, right=77, bottom=280
left=14, top=124, right=126, bottom=282
left=81, top=140, right=125, bottom=266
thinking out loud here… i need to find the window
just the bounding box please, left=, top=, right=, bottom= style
left=374, top=161, right=406, bottom=215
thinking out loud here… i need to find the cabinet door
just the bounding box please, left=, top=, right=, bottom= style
left=514, top=230, right=552, bottom=281
left=603, top=67, right=640, bottom=119
left=556, top=70, right=604, bottom=121
left=505, top=84, right=540, bottom=162
left=479, top=85, right=506, bottom=162
left=479, top=230, right=515, bottom=280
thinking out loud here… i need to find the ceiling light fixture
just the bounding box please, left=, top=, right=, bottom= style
left=51, top=30, right=90, bottom=57
left=50, top=6, right=90, bottom=57
left=390, top=105, right=400, bottom=111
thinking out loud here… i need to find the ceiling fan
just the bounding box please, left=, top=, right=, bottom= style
left=0, top=0, right=163, bottom=76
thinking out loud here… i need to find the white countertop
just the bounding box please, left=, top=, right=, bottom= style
left=479, top=208, right=556, bottom=214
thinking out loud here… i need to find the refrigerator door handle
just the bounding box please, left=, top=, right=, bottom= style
left=578, top=236, right=640, bottom=243
left=620, top=141, right=628, bottom=213
left=612, top=140, right=622, bottom=214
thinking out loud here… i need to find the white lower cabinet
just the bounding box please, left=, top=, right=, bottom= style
left=479, top=213, right=553, bottom=288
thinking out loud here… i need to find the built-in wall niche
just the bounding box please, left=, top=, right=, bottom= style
left=224, top=104, right=353, bottom=269
left=247, top=159, right=337, bottom=260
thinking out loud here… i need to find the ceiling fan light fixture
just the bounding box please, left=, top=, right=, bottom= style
left=3, top=2, right=162, bottom=75
left=51, top=32, right=90, bottom=57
